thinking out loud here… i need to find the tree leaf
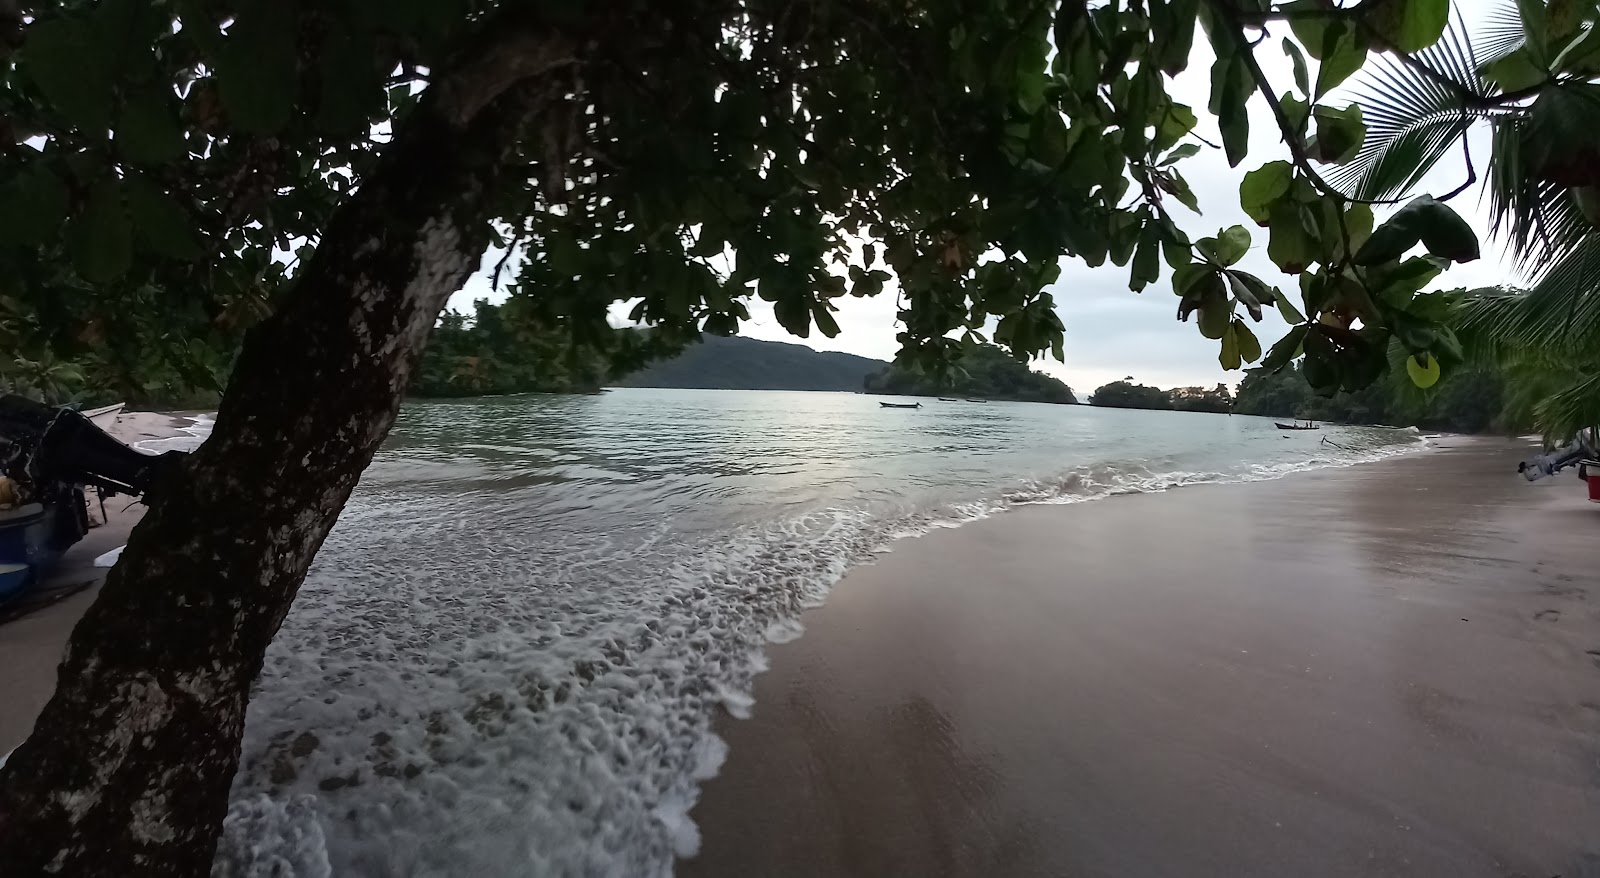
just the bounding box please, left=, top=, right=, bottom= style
left=117, top=87, right=187, bottom=164
left=1363, top=0, right=1449, bottom=53
left=0, top=165, right=70, bottom=246
left=1236, top=320, right=1263, bottom=363
left=1161, top=143, right=1202, bottom=165
left=1220, top=320, right=1242, bottom=369
left=1316, top=21, right=1368, bottom=97
left=1312, top=104, right=1365, bottom=164
left=216, top=0, right=299, bottom=135
left=1285, top=0, right=1335, bottom=58
left=1262, top=323, right=1309, bottom=371
left=1283, top=37, right=1311, bottom=95
left=1275, top=290, right=1308, bottom=323
left=1354, top=195, right=1479, bottom=264
left=316, top=25, right=386, bottom=135
left=1482, top=48, right=1546, bottom=91
left=1343, top=203, right=1374, bottom=255
left=1240, top=161, right=1292, bottom=225
left=1405, top=351, right=1441, bottom=387
left=125, top=176, right=203, bottom=261
left=811, top=302, right=841, bottom=338
left=20, top=16, right=113, bottom=133
left=1267, top=201, right=1317, bottom=272
left=1214, top=224, right=1251, bottom=267
left=1130, top=226, right=1161, bottom=291
left=1153, top=103, right=1198, bottom=154
left=774, top=295, right=811, bottom=337
left=68, top=178, right=132, bottom=283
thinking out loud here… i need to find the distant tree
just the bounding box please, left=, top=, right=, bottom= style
left=1169, top=383, right=1234, bottom=413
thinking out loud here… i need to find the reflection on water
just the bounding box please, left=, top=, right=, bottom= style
left=217, top=389, right=1423, bottom=877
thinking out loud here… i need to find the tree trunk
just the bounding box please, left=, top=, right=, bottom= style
left=0, top=24, right=576, bottom=878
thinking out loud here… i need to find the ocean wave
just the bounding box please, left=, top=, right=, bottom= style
left=215, top=423, right=1428, bottom=877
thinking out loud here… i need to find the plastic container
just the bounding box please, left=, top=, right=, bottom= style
left=0, top=562, right=29, bottom=600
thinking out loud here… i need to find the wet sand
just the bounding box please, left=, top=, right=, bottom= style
left=683, top=438, right=1600, bottom=878
left=0, top=411, right=195, bottom=753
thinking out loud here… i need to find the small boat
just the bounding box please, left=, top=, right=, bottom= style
left=937, top=397, right=960, bottom=402
left=1275, top=419, right=1319, bottom=430
left=81, top=402, right=125, bottom=431
left=964, top=398, right=989, bottom=403
left=879, top=401, right=922, bottom=409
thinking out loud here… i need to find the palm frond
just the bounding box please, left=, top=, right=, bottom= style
left=1484, top=115, right=1594, bottom=276
left=1457, top=236, right=1600, bottom=358
left=1533, top=370, right=1600, bottom=438
left=1330, top=18, right=1492, bottom=200
left=1474, top=0, right=1532, bottom=63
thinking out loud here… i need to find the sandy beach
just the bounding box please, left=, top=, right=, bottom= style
left=0, top=410, right=200, bottom=754
left=683, top=438, right=1600, bottom=878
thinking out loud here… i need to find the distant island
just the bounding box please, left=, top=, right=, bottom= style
left=864, top=344, right=1076, bottom=404
left=1089, top=381, right=1233, bottom=413
left=616, top=335, right=887, bottom=392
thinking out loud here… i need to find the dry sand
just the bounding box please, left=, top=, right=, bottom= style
left=0, top=410, right=199, bottom=753
left=683, top=438, right=1600, bottom=878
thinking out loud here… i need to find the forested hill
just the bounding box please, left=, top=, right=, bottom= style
left=863, top=344, right=1077, bottom=403
left=615, top=335, right=888, bottom=392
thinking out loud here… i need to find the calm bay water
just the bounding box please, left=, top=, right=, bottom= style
left=215, top=389, right=1424, bottom=877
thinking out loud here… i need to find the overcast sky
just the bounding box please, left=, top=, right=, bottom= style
left=449, top=2, right=1516, bottom=394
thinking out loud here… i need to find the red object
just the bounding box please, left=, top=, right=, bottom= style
left=1589, top=473, right=1600, bottom=503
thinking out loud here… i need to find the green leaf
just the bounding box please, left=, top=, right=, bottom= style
left=1343, top=203, right=1374, bottom=255
left=1220, top=321, right=1242, bottom=369
left=1130, top=227, right=1162, bottom=292
left=1198, top=289, right=1231, bottom=339
left=1405, top=352, right=1441, bottom=388
left=1168, top=172, right=1200, bottom=211
left=1482, top=49, right=1547, bottom=91
left=20, top=16, right=113, bottom=132
left=1153, top=103, right=1198, bottom=154
left=1281, top=93, right=1311, bottom=135
left=125, top=176, right=203, bottom=261
left=1283, top=37, right=1311, bottom=95
left=1285, top=0, right=1334, bottom=58
left=68, top=178, right=132, bottom=283
left=1262, top=323, right=1309, bottom=371
left=1213, top=225, right=1251, bottom=267
left=117, top=88, right=186, bottom=164
left=773, top=295, right=812, bottom=337
left=1240, top=161, right=1292, bottom=225
left=0, top=165, right=70, bottom=246
left=812, top=303, right=841, bottom=338
left=1266, top=201, right=1317, bottom=272
left=1210, top=55, right=1253, bottom=167
left=1235, top=320, right=1262, bottom=363
left=1172, top=262, right=1214, bottom=297
left=316, top=25, right=386, bottom=135
left=216, top=0, right=299, bottom=135
left=1276, top=288, right=1308, bottom=323
left=1161, top=143, right=1202, bottom=165
left=1354, top=195, right=1479, bottom=265
left=1312, top=104, right=1365, bottom=164
left=1316, top=21, right=1368, bottom=97
left=1363, top=0, right=1449, bottom=53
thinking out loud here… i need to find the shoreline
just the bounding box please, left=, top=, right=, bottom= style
left=681, top=437, right=1600, bottom=878
left=0, top=410, right=204, bottom=754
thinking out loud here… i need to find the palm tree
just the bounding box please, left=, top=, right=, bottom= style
left=1331, top=2, right=1600, bottom=440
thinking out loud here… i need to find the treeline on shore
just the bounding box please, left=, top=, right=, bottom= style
left=1086, top=366, right=1512, bottom=434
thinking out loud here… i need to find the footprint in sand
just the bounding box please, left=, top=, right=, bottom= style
left=1534, top=608, right=1561, bottom=622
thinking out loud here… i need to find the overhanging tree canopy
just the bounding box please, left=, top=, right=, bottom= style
left=0, top=0, right=1504, bottom=872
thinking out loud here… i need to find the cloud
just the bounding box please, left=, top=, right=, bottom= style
left=452, top=7, right=1517, bottom=393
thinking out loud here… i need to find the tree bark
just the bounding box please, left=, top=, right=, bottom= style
left=0, top=21, right=577, bottom=878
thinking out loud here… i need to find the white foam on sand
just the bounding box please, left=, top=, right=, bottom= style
left=213, top=429, right=1429, bottom=877
left=134, top=413, right=214, bottom=455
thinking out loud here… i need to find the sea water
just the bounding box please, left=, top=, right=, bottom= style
left=203, top=389, right=1424, bottom=876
